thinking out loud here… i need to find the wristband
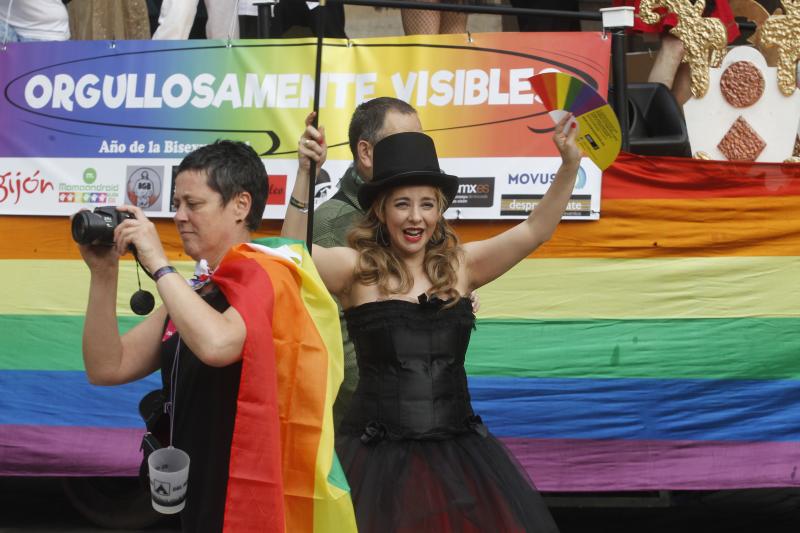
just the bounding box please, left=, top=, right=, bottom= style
left=152, top=265, right=178, bottom=282
left=289, top=196, right=309, bottom=213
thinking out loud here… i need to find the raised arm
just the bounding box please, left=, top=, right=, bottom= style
left=282, top=111, right=325, bottom=243
left=282, top=112, right=358, bottom=300
left=114, top=205, right=247, bottom=368
left=82, top=206, right=249, bottom=385
left=79, top=229, right=165, bottom=386
left=463, top=114, right=582, bottom=291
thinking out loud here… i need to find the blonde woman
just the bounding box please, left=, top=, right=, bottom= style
left=283, top=113, right=580, bottom=531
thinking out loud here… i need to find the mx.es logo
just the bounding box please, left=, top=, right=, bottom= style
left=458, top=183, right=491, bottom=195
left=452, top=177, right=494, bottom=208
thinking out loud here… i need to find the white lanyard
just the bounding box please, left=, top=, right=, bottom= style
left=167, top=337, right=181, bottom=447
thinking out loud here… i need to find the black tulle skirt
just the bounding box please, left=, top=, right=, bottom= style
left=336, top=430, right=559, bottom=533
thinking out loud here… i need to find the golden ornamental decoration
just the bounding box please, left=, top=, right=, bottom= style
left=729, top=0, right=781, bottom=64
left=759, top=0, right=800, bottom=96
left=639, top=0, right=729, bottom=98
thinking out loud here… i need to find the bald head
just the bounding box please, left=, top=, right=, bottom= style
left=348, top=97, right=422, bottom=181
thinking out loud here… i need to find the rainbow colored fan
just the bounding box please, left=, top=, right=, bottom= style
left=529, top=72, right=622, bottom=170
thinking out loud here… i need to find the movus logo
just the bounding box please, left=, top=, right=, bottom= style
left=508, top=172, right=556, bottom=185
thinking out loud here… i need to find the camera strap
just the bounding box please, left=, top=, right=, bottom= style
left=163, top=275, right=212, bottom=448
left=166, top=336, right=181, bottom=448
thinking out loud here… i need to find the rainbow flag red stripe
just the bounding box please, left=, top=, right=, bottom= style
left=213, top=240, right=356, bottom=532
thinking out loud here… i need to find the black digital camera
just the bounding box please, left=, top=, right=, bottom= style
left=71, top=206, right=133, bottom=246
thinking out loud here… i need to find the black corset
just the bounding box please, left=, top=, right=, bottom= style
left=340, top=297, right=484, bottom=442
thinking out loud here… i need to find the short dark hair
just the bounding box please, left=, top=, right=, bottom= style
left=176, top=140, right=268, bottom=231
left=348, top=97, right=417, bottom=160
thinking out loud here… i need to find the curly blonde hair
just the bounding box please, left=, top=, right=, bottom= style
left=347, top=187, right=462, bottom=304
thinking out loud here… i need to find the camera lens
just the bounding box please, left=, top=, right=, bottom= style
left=71, top=210, right=115, bottom=245
left=71, top=211, right=93, bottom=244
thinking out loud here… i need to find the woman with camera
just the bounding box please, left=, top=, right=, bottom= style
left=78, top=141, right=268, bottom=532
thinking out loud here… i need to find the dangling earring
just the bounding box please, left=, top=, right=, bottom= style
left=376, top=224, right=390, bottom=247
left=428, top=221, right=446, bottom=246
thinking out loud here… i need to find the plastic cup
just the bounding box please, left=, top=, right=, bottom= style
left=147, top=446, right=190, bottom=514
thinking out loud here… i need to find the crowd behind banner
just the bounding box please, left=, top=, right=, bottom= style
left=3, top=1, right=576, bottom=42
left=4, top=1, right=780, bottom=43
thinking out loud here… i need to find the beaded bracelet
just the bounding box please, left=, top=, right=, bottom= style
left=152, top=265, right=178, bottom=282
left=289, top=196, right=309, bottom=213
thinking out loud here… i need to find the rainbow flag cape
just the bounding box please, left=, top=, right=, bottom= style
left=213, top=238, right=356, bottom=532
left=466, top=152, right=800, bottom=491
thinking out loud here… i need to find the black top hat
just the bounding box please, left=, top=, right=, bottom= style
left=357, top=132, right=459, bottom=211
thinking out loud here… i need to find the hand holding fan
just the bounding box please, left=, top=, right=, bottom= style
left=529, top=72, right=622, bottom=170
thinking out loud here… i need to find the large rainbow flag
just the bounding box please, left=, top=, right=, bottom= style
left=3, top=154, right=800, bottom=497
left=463, top=152, right=800, bottom=491
left=0, top=216, right=165, bottom=477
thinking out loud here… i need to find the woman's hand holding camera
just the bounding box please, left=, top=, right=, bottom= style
left=71, top=209, right=120, bottom=273
left=113, top=205, right=170, bottom=274
left=76, top=236, right=119, bottom=273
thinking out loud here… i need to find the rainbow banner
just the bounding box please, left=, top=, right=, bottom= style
left=0, top=216, right=180, bottom=476
left=0, top=33, right=609, bottom=220
left=0, top=214, right=171, bottom=476
left=466, top=152, right=800, bottom=490
left=0, top=215, right=266, bottom=477
left=3, top=154, right=800, bottom=493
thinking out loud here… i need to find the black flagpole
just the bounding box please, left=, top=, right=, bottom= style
left=306, top=0, right=326, bottom=254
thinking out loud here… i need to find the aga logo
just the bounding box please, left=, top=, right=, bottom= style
left=452, top=177, right=494, bottom=208
left=126, top=166, right=163, bottom=211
